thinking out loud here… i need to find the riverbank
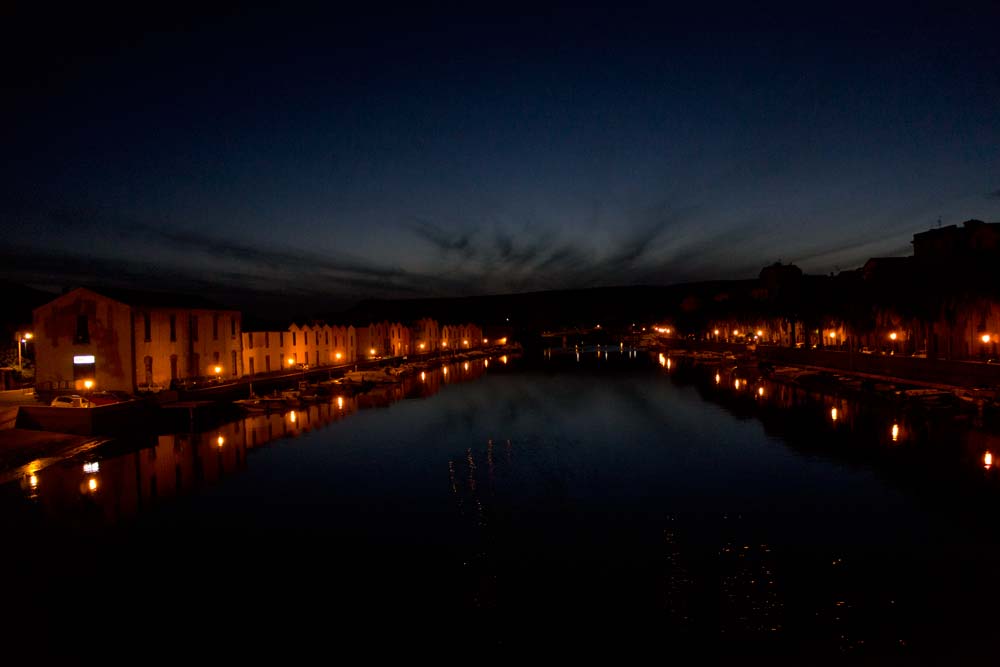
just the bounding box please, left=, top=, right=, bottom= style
left=0, top=347, right=515, bottom=477
left=661, top=344, right=993, bottom=422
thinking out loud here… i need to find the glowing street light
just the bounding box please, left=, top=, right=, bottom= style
left=335, top=352, right=343, bottom=361
left=217, top=435, right=225, bottom=448
left=985, top=451, right=993, bottom=470
left=889, top=332, right=898, bottom=341
left=831, top=407, right=839, bottom=421
left=829, top=332, right=837, bottom=340
left=891, top=423, right=900, bottom=442
left=287, top=357, right=295, bottom=366
left=16, top=331, right=33, bottom=371
left=982, top=334, right=992, bottom=344
left=83, top=379, right=94, bottom=391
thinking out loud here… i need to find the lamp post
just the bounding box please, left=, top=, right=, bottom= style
left=16, top=332, right=33, bottom=372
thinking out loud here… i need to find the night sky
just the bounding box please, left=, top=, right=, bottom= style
left=3, top=3, right=999, bottom=311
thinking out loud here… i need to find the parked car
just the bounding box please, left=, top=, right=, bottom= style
left=50, top=395, right=92, bottom=408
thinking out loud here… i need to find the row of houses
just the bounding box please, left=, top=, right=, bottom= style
left=31, top=287, right=484, bottom=393
left=664, top=219, right=1000, bottom=362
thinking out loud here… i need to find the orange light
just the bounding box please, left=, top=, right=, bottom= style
left=217, top=435, right=224, bottom=447
left=442, top=341, right=448, bottom=348
left=287, top=358, right=295, bottom=366
left=756, top=330, right=763, bottom=337
left=483, top=338, right=488, bottom=344
left=715, top=373, right=720, bottom=384
left=463, top=362, right=469, bottom=371
left=891, top=423, right=899, bottom=442
left=982, top=334, right=992, bottom=344
left=500, top=355, right=508, bottom=364
left=88, top=478, right=98, bottom=492
left=659, top=353, right=666, bottom=367
left=83, top=379, right=94, bottom=390
left=369, top=348, right=376, bottom=356
left=733, top=330, right=740, bottom=336
left=420, top=371, right=426, bottom=381
left=24, top=332, right=33, bottom=340
left=985, top=451, right=993, bottom=470
left=757, top=386, right=764, bottom=397
left=463, top=340, right=469, bottom=346
left=443, top=367, right=448, bottom=375
left=337, top=396, right=344, bottom=409
left=714, top=329, right=720, bottom=335
left=734, top=379, right=740, bottom=390
left=335, top=352, right=342, bottom=360
left=831, top=407, right=838, bottom=421
left=829, top=332, right=837, bottom=339
left=484, top=359, right=489, bottom=368
left=889, top=332, right=897, bottom=341
left=290, top=411, right=297, bottom=423
left=29, top=474, right=38, bottom=489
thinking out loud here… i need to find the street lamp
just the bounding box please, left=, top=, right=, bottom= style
left=214, top=365, right=222, bottom=381
left=16, top=332, right=33, bottom=372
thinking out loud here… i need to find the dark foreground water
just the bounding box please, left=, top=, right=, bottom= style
left=3, top=351, right=1000, bottom=659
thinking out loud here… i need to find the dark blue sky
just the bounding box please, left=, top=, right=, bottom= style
left=3, top=3, right=999, bottom=308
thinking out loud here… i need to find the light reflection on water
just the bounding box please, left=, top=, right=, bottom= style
left=4, top=351, right=1000, bottom=656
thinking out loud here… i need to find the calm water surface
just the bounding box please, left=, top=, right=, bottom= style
left=4, top=351, right=1000, bottom=657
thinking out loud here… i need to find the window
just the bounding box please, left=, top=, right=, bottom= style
left=75, top=315, right=90, bottom=344
left=325, top=331, right=329, bottom=345
left=249, top=358, right=255, bottom=375
left=190, top=315, right=199, bottom=342
left=248, top=332, right=253, bottom=349
left=143, top=313, right=151, bottom=342
left=316, top=332, right=320, bottom=345
left=231, top=350, right=237, bottom=376
left=265, top=355, right=271, bottom=372
left=170, top=354, right=178, bottom=380
left=169, top=315, right=177, bottom=342
left=279, top=331, right=284, bottom=347
left=292, top=332, right=297, bottom=346
left=265, top=331, right=270, bottom=348
left=213, top=314, right=219, bottom=340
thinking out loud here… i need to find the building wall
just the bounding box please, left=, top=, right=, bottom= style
left=134, top=308, right=242, bottom=387
left=33, top=288, right=135, bottom=393
left=410, top=318, right=440, bottom=353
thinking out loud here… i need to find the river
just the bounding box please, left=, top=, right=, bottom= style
left=2, top=349, right=999, bottom=658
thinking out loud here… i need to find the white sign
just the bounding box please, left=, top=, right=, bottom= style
left=73, top=355, right=96, bottom=364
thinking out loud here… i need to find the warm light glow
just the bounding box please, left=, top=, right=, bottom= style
left=88, top=478, right=98, bottom=492
left=29, top=474, right=38, bottom=488
left=419, top=343, right=426, bottom=350
left=287, top=358, right=295, bottom=366
left=73, top=355, right=95, bottom=364
left=335, top=352, right=342, bottom=360
left=734, top=379, right=740, bottom=390
left=484, top=359, right=489, bottom=367
left=483, top=338, right=488, bottom=344
left=829, top=332, right=837, bottom=339
left=24, top=332, right=33, bottom=340
left=498, top=337, right=507, bottom=345
left=463, top=340, right=469, bottom=346
left=217, top=435, right=224, bottom=448
left=985, top=451, right=993, bottom=470
left=733, top=330, right=740, bottom=336
left=831, top=407, right=838, bottom=421
left=442, top=341, right=448, bottom=348
left=443, top=367, right=448, bottom=375
left=891, top=423, right=900, bottom=442
left=370, top=348, right=376, bottom=356
left=714, top=329, right=720, bottom=336
left=83, top=379, right=94, bottom=390
left=290, top=411, right=297, bottom=423
left=659, top=353, right=666, bottom=367
left=336, top=396, right=344, bottom=409
left=463, top=362, right=469, bottom=371
left=756, top=330, right=763, bottom=337
left=982, top=334, right=992, bottom=344
left=889, top=332, right=897, bottom=341
left=715, top=373, right=720, bottom=385
left=666, top=328, right=671, bottom=334
left=500, top=355, right=508, bottom=364
left=83, top=462, right=99, bottom=474
left=757, top=386, right=764, bottom=397
left=214, top=365, right=222, bottom=375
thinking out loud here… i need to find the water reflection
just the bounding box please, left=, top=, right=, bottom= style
left=12, top=359, right=491, bottom=525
